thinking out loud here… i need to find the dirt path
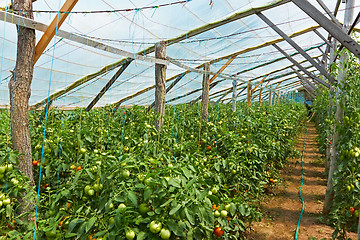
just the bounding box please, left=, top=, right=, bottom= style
left=246, top=122, right=357, bottom=240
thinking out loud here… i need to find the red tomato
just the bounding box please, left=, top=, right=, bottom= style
left=214, top=227, right=224, bottom=237
left=76, top=166, right=82, bottom=171
left=32, top=160, right=39, bottom=167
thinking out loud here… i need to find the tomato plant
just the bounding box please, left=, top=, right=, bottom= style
left=0, top=101, right=306, bottom=239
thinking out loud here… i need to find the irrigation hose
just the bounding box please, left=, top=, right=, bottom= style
left=294, top=124, right=308, bottom=240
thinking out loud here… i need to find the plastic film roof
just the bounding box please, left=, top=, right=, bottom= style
left=0, top=0, right=356, bottom=108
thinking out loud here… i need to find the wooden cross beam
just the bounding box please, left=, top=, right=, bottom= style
left=272, top=44, right=330, bottom=88
left=292, top=0, right=360, bottom=59
left=34, top=0, right=78, bottom=64
left=256, top=12, right=336, bottom=84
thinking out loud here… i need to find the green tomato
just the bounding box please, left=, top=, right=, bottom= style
left=139, top=203, right=149, bottom=214
left=108, top=217, right=115, bottom=225
left=84, top=185, right=91, bottom=194
left=11, top=178, right=19, bottom=185
left=354, top=210, right=359, bottom=218
left=347, top=185, right=352, bottom=192
left=149, top=221, right=162, bottom=233
left=211, top=187, right=218, bottom=194
left=45, top=230, right=57, bottom=238
left=93, top=184, right=101, bottom=192
left=80, top=148, right=87, bottom=154
left=87, top=189, right=95, bottom=196
left=220, top=210, right=228, bottom=218
left=118, top=203, right=126, bottom=210
left=125, top=229, right=136, bottom=240
left=225, top=204, right=231, bottom=211
left=7, top=164, right=13, bottom=171
left=93, top=149, right=99, bottom=154
left=108, top=202, right=114, bottom=209
left=159, top=228, right=171, bottom=239
left=0, top=166, right=5, bottom=174
left=122, top=170, right=130, bottom=179
left=0, top=201, right=2, bottom=207
left=0, top=174, right=4, bottom=179
left=213, top=210, right=220, bottom=217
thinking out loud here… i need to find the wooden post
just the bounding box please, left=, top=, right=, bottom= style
left=323, top=0, right=354, bottom=215
left=232, top=80, right=237, bottom=112
left=9, top=0, right=36, bottom=220
left=259, top=83, right=263, bottom=103
left=201, top=63, right=210, bottom=121
left=154, top=41, right=167, bottom=130
left=34, top=0, right=78, bottom=64
left=269, top=86, right=273, bottom=106
left=247, top=81, right=252, bottom=107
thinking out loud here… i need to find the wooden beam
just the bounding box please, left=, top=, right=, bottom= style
left=272, top=44, right=329, bottom=88
left=147, top=72, right=187, bottom=111
left=154, top=42, right=167, bottom=130
left=256, top=12, right=336, bottom=84
left=31, top=25, right=320, bottom=109
left=209, top=56, right=236, bottom=84
left=201, top=64, right=210, bottom=121
left=85, top=59, right=133, bottom=111
left=232, top=80, right=237, bottom=112
left=292, top=0, right=360, bottom=60
left=251, top=76, right=266, bottom=93
left=34, top=0, right=78, bottom=64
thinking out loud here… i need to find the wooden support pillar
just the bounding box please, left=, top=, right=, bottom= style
left=324, top=0, right=354, bottom=215
left=232, top=80, right=237, bottom=112
left=269, top=86, right=273, bottom=106
left=246, top=81, right=252, bottom=107
left=154, top=41, right=167, bottom=130
left=201, top=63, right=210, bottom=121
left=259, top=87, right=263, bottom=103
left=34, top=0, right=78, bottom=64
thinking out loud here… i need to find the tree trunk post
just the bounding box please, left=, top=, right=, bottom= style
left=247, top=81, right=252, bottom=107
left=325, top=39, right=337, bottom=172
left=232, top=80, right=237, bottom=112
left=269, top=86, right=273, bottom=106
left=259, top=84, right=263, bottom=103
left=201, top=63, right=210, bottom=121
left=9, top=0, right=36, bottom=220
left=323, top=0, right=354, bottom=215
left=154, top=41, right=167, bottom=130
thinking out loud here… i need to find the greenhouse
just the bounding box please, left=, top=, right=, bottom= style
left=0, top=0, right=360, bottom=239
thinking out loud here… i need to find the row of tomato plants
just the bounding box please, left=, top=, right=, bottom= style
left=312, top=50, right=360, bottom=239
left=0, top=101, right=306, bottom=240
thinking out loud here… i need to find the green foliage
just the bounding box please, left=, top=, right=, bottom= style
left=313, top=49, right=360, bottom=239
left=0, top=101, right=306, bottom=239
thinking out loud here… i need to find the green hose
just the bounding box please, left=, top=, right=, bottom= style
left=294, top=125, right=308, bottom=240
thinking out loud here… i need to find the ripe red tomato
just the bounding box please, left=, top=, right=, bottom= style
left=214, top=227, right=224, bottom=237
left=349, top=207, right=356, bottom=214
left=206, top=146, right=212, bottom=151
left=32, top=160, right=39, bottom=167
left=76, top=166, right=82, bottom=171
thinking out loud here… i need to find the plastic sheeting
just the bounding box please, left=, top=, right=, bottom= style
left=0, top=0, right=353, bottom=108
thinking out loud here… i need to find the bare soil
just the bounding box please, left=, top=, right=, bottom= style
left=246, top=122, right=357, bottom=240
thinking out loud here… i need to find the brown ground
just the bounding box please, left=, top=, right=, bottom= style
left=246, top=122, right=357, bottom=240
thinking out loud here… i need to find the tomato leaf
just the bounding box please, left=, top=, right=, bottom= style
left=68, top=218, right=85, bottom=233
left=168, top=178, right=181, bottom=188
left=128, top=191, right=138, bottom=207
left=85, top=216, right=97, bottom=233
left=185, top=207, right=195, bottom=225
left=144, top=188, right=152, bottom=201
left=64, top=233, right=77, bottom=238
left=136, top=231, right=147, bottom=240
left=181, top=167, right=192, bottom=179
left=169, top=204, right=181, bottom=215
left=160, top=198, right=173, bottom=208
